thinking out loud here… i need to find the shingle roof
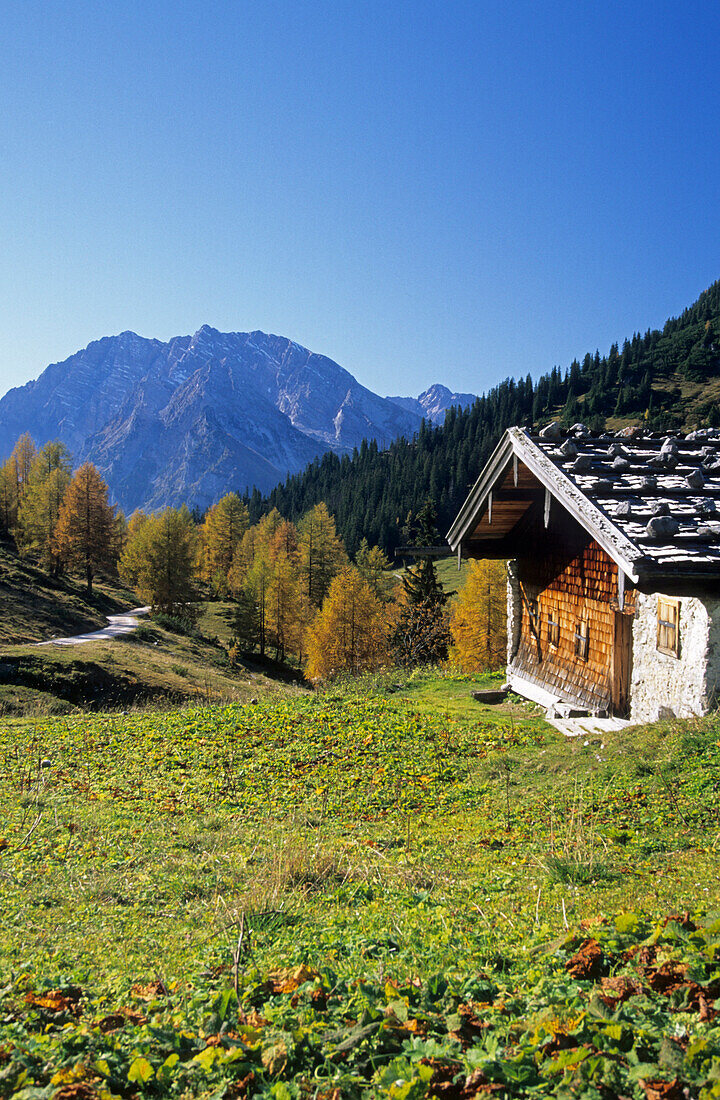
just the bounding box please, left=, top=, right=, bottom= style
left=447, top=423, right=720, bottom=584
left=533, top=423, right=720, bottom=577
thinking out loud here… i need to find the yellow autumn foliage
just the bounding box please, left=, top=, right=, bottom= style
left=304, top=567, right=391, bottom=682
left=449, top=558, right=507, bottom=672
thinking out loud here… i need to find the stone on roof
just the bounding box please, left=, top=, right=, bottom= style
left=533, top=426, right=720, bottom=577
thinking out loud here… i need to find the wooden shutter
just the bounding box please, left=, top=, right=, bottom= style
left=574, top=620, right=589, bottom=661
left=657, top=597, right=680, bottom=657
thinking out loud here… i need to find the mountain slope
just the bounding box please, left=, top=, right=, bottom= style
left=0, top=326, right=423, bottom=511
left=261, top=278, right=720, bottom=555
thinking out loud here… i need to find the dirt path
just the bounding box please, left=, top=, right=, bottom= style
left=37, top=607, right=151, bottom=647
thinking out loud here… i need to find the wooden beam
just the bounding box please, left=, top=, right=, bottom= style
left=544, top=487, right=551, bottom=528
left=491, top=489, right=544, bottom=503
left=394, top=545, right=450, bottom=558
left=488, top=491, right=493, bottom=525
left=513, top=454, right=518, bottom=487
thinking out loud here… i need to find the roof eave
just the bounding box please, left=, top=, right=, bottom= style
left=446, top=430, right=517, bottom=550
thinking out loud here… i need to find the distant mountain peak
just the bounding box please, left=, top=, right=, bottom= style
left=193, top=323, right=222, bottom=340
left=386, top=384, right=477, bottom=424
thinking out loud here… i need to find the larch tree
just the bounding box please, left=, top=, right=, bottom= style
left=298, top=502, right=348, bottom=608
left=239, top=553, right=273, bottom=657
left=16, top=442, right=72, bottom=571
left=228, top=526, right=258, bottom=594
left=0, top=433, right=38, bottom=535
left=11, top=433, right=37, bottom=496
left=120, top=506, right=198, bottom=618
left=267, top=549, right=304, bottom=661
left=449, top=558, right=508, bottom=672
left=117, top=510, right=150, bottom=590
left=200, top=493, right=249, bottom=595
left=0, top=460, right=18, bottom=534
left=304, top=567, right=391, bottom=682
left=269, top=518, right=300, bottom=564
left=355, top=537, right=396, bottom=601
left=227, top=509, right=284, bottom=596
left=54, top=463, right=117, bottom=595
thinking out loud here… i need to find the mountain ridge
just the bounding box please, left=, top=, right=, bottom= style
left=0, top=326, right=475, bottom=512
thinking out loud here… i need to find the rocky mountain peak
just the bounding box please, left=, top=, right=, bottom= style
left=0, top=326, right=441, bottom=513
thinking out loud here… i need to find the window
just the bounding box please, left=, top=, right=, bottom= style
left=657, top=597, right=680, bottom=657
left=574, top=620, right=589, bottom=661
left=547, top=611, right=560, bottom=649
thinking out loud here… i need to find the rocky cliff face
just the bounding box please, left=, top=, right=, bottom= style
left=0, top=326, right=427, bottom=512
left=386, top=383, right=477, bottom=424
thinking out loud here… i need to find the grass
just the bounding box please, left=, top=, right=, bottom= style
left=0, top=673, right=718, bottom=1096
left=0, top=620, right=305, bottom=716
left=196, top=599, right=238, bottom=647
left=434, top=554, right=471, bottom=597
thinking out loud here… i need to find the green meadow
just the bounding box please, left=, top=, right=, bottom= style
left=1, top=670, right=719, bottom=1098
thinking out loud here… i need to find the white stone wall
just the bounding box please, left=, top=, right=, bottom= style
left=506, top=560, right=522, bottom=665
left=630, top=592, right=720, bottom=721
left=705, top=595, right=720, bottom=711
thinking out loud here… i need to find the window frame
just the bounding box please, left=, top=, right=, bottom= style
left=547, top=610, right=560, bottom=649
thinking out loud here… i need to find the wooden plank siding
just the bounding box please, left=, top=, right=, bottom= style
left=510, top=535, right=636, bottom=713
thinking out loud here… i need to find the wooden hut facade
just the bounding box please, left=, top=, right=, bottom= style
left=447, top=425, right=720, bottom=721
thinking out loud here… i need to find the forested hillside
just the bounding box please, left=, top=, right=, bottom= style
left=250, top=279, right=720, bottom=555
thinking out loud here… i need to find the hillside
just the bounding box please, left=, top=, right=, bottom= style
left=0, top=621, right=303, bottom=716
left=258, top=279, right=720, bottom=554
left=0, top=541, right=136, bottom=645
left=0, top=673, right=718, bottom=1096
left=0, top=545, right=304, bottom=715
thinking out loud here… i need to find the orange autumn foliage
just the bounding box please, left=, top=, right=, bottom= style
left=304, top=567, right=391, bottom=682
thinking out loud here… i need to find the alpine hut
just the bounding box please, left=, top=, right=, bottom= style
left=447, top=424, right=720, bottom=722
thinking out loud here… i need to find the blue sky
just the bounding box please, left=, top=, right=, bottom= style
left=1, top=0, right=719, bottom=400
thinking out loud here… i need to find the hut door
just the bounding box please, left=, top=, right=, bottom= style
left=612, top=611, right=633, bottom=718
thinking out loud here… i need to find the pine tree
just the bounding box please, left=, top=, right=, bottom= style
left=400, top=501, right=448, bottom=607
left=55, top=463, right=117, bottom=595
left=231, top=585, right=263, bottom=654
left=393, top=501, right=451, bottom=666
